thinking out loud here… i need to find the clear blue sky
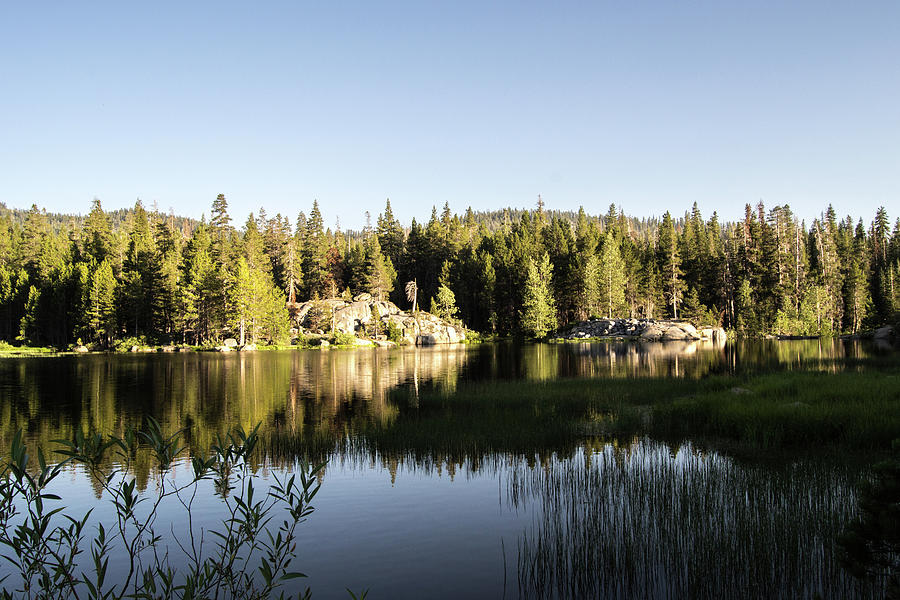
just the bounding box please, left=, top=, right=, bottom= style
left=2, top=1, right=897, bottom=229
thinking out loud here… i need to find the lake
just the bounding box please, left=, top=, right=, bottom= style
left=0, top=339, right=890, bottom=598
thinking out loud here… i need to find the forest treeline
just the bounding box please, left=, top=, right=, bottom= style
left=0, top=194, right=897, bottom=347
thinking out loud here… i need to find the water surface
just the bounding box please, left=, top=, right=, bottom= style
left=0, top=340, right=886, bottom=598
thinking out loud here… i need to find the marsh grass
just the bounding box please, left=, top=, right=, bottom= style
left=513, top=440, right=875, bottom=599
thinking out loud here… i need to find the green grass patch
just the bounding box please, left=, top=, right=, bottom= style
left=0, top=341, right=57, bottom=355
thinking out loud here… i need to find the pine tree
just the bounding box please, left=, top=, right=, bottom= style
left=229, top=258, right=254, bottom=346
left=598, top=234, right=626, bottom=318
left=22, top=205, right=51, bottom=281
left=364, top=235, right=395, bottom=301
left=521, top=252, right=557, bottom=338
left=430, top=261, right=458, bottom=322
left=180, top=224, right=215, bottom=343
left=82, top=198, right=113, bottom=265
left=657, top=212, right=685, bottom=319
left=89, top=260, right=117, bottom=346
left=376, top=199, right=405, bottom=267
left=152, top=220, right=182, bottom=339
left=302, top=200, right=329, bottom=297
left=209, top=193, right=233, bottom=265
left=580, top=254, right=601, bottom=319
left=121, top=201, right=156, bottom=337
left=17, top=285, right=41, bottom=345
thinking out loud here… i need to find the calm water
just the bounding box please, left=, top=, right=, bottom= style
left=0, top=340, right=888, bottom=598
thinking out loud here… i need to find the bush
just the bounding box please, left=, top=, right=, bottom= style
left=304, top=301, right=333, bottom=333
left=113, top=335, right=149, bottom=352
left=386, top=321, right=403, bottom=343
left=332, top=332, right=357, bottom=346
left=0, top=422, right=325, bottom=599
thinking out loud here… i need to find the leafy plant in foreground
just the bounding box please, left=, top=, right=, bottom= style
left=0, top=420, right=325, bottom=600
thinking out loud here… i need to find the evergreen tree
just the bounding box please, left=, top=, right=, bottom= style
left=430, top=262, right=458, bottom=322
left=657, top=212, right=685, bottom=319
left=89, top=260, right=117, bottom=346
left=363, top=235, right=395, bottom=301
left=521, top=252, right=557, bottom=338
left=152, top=219, right=182, bottom=338
left=209, top=193, right=233, bottom=265
left=302, top=200, right=330, bottom=297
left=82, top=198, right=113, bottom=265
left=598, top=234, right=626, bottom=318
left=121, top=201, right=156, bottom=337
left=580, top=254, right=601, bottom=319
left=376, top=199, right=405, bottom=267
left=22, top=205, right=51, bottom=281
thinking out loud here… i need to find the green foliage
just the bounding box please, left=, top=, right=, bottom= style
left=0, top=198, right=897, bottom=343
left=89, top=260, right=117, bottom=347
left=386, top=320, right=403, bottom=343
left=430, top=285, right=458, bottom=323
left=332, top=331, right=357, bottom=346
left=113, top=335, right=150, bottom=352
left=0, top=422, right=324, bottom=600
left=363, top=235, right=395, bottom=301
left=521, top=253, right=557, bottom=338
left=598, top=235, right=626, bottom=318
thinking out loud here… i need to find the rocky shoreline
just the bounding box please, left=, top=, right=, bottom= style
left=291, top=294, right=466, bottom=346
left=557, top=318, right=727, bottom=343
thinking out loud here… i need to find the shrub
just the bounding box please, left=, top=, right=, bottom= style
left=332, top=332, right=357, bottom=346
left=0, top=421, right=324, bottom=599
left=113, top=335, right=149, bottom=352
left=386, top=321, right=403, bottom=343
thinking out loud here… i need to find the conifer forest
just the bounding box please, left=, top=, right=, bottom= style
left=0, top=194, right=897, bottom=348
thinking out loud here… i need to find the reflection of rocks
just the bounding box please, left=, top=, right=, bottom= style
left=291, top=297, right=466, bottom=345
left=561, top=318, right=725, bottom=343
left=290, top=345, right=472, bottom=403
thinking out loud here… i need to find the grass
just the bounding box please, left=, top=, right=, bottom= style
left=648, top=369, right=900, bottom=450
left=362, top=360, right=900, bottom=456
left=0, top=341, right=58, bottom=355
left=513, top=440, right=874, bottom=599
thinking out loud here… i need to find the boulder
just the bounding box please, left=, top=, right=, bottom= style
left=216, top=345, right=233, bottom=352
left=640, top=323, right=667, bottom=340
left=73, top=345, right=89, bottom=353
left=334, top=301, right=372, bottom=333
left=160, top=345, right=176, bottom=353
left=223, top=338, right=238, bottom=348
left=293, top=296, right=466, bottom=345
left=668, top=322, right=701, bottom=340
left=874, top=326, right=896, bottom=341
left=372, top=300, right=402, bottom=316
left=239, top=343, right=257, bottom=352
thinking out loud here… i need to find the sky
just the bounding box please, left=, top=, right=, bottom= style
left=1, top=1, right=898, bottom=229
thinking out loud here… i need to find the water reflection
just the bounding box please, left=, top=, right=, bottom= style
left=0, top=339, right=884, bottom=459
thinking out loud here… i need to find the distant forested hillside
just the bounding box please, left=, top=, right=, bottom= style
left=0, top=195, right=896, bottom=347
